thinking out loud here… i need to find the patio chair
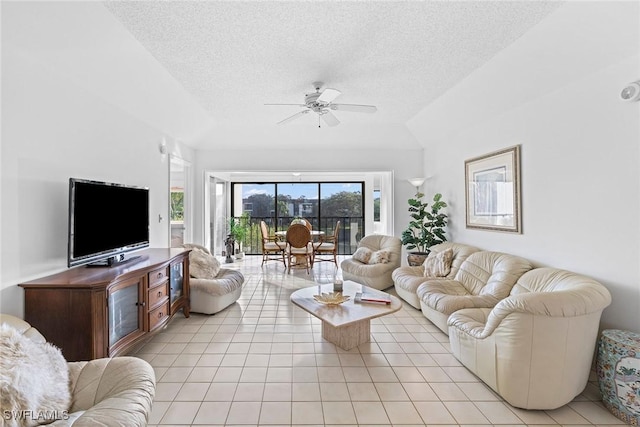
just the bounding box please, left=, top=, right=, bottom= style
left=313, top=221, right=340, bottom=267
left=260, top=221, right=286, bottom=267
left=286, top=223, right=313, bottom=274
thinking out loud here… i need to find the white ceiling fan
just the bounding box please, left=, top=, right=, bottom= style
left=265, top=82, right=377, bottom=127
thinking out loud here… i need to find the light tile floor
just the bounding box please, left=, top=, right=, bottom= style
left=137, top=255, right=622, bottom=426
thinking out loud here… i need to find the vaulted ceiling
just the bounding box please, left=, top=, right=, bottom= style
left=102, top=1, right=562, bottom=147
left=3, top=1, right=564, bottom=150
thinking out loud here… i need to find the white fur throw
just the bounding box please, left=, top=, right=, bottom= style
left=189, top=247, right=221, bottom=279
left=0, top=325, right=71, bottom=426
left=368, top=250, right=390, bottom=264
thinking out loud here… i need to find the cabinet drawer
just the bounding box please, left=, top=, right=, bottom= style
left=148, top=283, right=169, bottom=309
left=149, top=267, right=169, bottom=287
left=149, top=302, right=170, bottom=331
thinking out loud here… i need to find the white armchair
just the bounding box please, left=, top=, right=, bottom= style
left=341, top=234, right=401, bottom=290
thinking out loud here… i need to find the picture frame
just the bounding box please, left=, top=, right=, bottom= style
left=465, top=145, right=521, bottom=233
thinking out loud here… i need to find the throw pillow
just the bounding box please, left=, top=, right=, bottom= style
left=189, top=248, right=221, bottom=279
left=352, top=247, right=373, bottom=264
left=368, top=250, right=390, bottom=264
left=423, top=248, right=454, bottom=277
left=0, top=325, right=71, bottom=426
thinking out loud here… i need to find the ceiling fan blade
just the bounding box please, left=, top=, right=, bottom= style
left=321, top=111, right=340, bottom=127
left=277, top=110, right=309, bottom=125
left=317, top=88, right=341, bottom=104
left=265, top=103, right=306, bottom=107
left=330, top=103, right=377, bottom=113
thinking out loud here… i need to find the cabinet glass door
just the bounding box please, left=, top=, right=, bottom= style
left=108, top=281, right=141, bottom=347
left=169, top=262, right=184, bottom=305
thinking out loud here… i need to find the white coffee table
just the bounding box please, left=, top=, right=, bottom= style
left=290, top=280, right=402, bottom=350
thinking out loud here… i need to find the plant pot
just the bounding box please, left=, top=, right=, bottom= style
left=407, top=252, right=429, bottom=267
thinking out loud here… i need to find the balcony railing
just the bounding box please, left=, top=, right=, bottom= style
left=237, top=216, right=363, bottom=256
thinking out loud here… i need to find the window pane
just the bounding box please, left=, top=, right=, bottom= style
left=240, top=184, right=276, bottom=218
left=320, top=183, right=363, bottom=254
left=277, top=183, right=318, bottom=225
left=232, top=181, right=364, bottom=255
left=373, top=190, right=381, bottom=221
left=320, top=183, right=362, bottom=217
left=170, top=189, right=184, bottom=221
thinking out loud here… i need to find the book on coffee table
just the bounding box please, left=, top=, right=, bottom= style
left=354, top=290, right=391, bottom=305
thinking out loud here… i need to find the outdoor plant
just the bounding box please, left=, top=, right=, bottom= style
left=228, top=213, right=251, bottom=250
left=401, top=192, right=448, bottom=254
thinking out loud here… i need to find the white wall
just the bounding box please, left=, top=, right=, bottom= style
left=0, top=43, right=189, bottom=317
left=407, top=1, right=640, bottom=332
left=191, top=148, right=424, bottom=246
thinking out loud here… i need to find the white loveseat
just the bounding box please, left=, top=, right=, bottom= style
left=447, top=267, right=612, bottom=409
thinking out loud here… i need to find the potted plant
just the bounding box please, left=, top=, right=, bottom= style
left=229, top=213, right=251, bottom=259
left=401, top=192, right=448, bottom=266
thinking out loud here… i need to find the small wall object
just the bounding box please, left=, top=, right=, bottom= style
left=596, top=329, right=640, bottom=425
left=620, top=81, right=640, bottom=102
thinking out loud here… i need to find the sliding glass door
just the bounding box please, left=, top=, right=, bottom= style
left=232, top=182, right=364, bottom=255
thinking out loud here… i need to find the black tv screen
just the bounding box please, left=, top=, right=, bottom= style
left=68, top=178, right=150, bottom=267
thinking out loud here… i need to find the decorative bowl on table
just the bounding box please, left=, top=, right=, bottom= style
left=313, top=292, right=350, bottom=305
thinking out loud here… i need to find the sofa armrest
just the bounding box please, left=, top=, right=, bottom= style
left=341, top=258, right=397, bottom=277
left=391, top=265, right=424, bottom=279
left=66, top=357, right=155, bottom=426
left=449, top=288, right=612, bottom=339
left=447, top=308, right=493, bottom=337
left=482, top=289, right=611, bottom=334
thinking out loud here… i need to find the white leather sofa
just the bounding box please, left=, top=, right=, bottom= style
left=392, top=242, right=480, bottom=309
left=341, top=234, right=401, bottom=290
left=0, top=314, right=155, bottom=426
left=416, top=251, right=533, bottom=334
left=447, top=267, right=612, bottom=409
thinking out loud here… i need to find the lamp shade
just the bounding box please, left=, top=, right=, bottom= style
left=407, top=178, right=425, bottom=188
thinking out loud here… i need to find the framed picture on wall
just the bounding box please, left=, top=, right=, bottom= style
left=465, top=145, right=522, bottom=233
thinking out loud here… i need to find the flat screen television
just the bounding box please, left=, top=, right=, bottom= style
left=68, top=178, right=150, bottom=267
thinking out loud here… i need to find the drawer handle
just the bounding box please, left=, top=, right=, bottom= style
left=157, top=311, right=164, bottom=319
left=157, top=291, right=163, bottom=297
left=136, top=301, right=146, bottom=307
left=157, top=272, right=163, bottom=279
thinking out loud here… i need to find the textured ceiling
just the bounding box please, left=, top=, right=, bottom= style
left=103, top=1, right=562, bottom=129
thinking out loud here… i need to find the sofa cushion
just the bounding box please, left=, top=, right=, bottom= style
left=189, top=247, right=221, bottom=279
left=453, top=251, right=533, bottom=298
left=352, top=247, right=372, bottom=263
left=0, top=324, right=71, bottom=425
left=423, top=248, right=453, bottom=277
left=417, top=279, right=500, bottom=315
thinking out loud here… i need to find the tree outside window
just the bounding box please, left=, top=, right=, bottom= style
left=170, top=189, right=184, bottom=221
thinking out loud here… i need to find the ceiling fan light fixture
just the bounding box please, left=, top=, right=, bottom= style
left=267, top=83, right=377, bottom=126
